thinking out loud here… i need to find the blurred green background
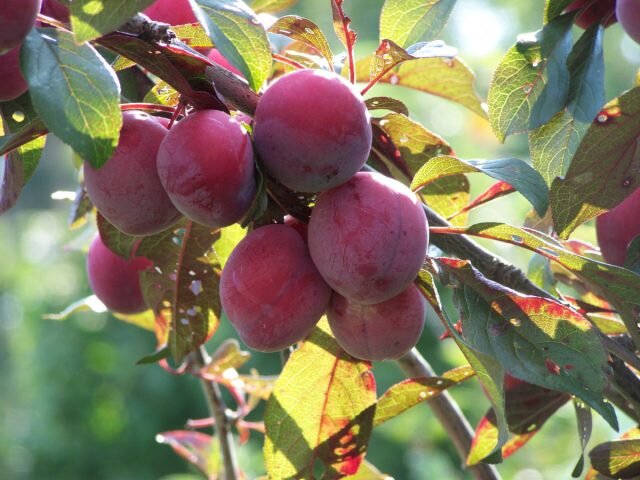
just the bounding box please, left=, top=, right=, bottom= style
left=1, top=0, right=639, bottom=479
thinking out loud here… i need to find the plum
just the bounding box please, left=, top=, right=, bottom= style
left=308, top=171, right=428, bottom=304
left=0, top=46, right=28, bottom=101
left=327, top=285, right=426, bottom=361
left=617, top=0, right=640, bottom=43
left=596, top=188, right=640, bottom=266
left=144, top=0, right=197, bottom=25
left=157, top=110, right=256, bottom=228
left=86, top=234, right=151, bottom=314
left=253, top=69, right=372, bottom=193
left=220, top=224, right=331, bottom=352
left=283, top=215, right=308, bottom=242
left=0, top=0, right=41, bottom=54
left=84, top=111, right=182, bottom=236
left=564, top=0, right=617, bottom=28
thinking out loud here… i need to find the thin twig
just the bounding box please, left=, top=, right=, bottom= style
left=193, top=346, right=240, bottom=480
left=398, top=349, right=501, bottom=480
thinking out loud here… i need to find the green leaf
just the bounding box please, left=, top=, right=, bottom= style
left=549, top=87, right=640, bottom=238
left=529, top=109, right=590, bottom=186
left=373, top=367, right=475, bottom=427
left=264, top=319, right=376, bottom=479
left=572, top=399, right=593, bottom=477
left=331, top=0, right=357, bottom=56
left=438, top=257, right=617, bottom=429
left=207, top=338, right=251, bottom=373
left=431, top=222, right=640, bottom=352
left=566, top=25, right=605, bottom=124
left=528, top=13, right=574, bottom=129
left=70, top=0, right=156, bottom=43
left=250, top=0, right=297, bottom=14
left=194, top=0, right=272, bottom=91
left=355, top=55, right=485, bottom=117
left=21, top=28, right=121, bottom=168
left=488, top=44, right=544, bottom=142
left=365, top=97, right=409, bottom=116
left=143, top=80, right=180, bottom=107
left=415, top=269, right=508, bottom=464
left=379, top=0, right=457, bottom=47
left=42, top=295, right=107, bottom=320
left=268, top=16, right=334, bottom=69
left=589, top=438, right=640, bottom=479
left=411, top=156, right=549, bottom=216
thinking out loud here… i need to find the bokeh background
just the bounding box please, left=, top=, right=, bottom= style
left=1, top=0, right=639, bottom=478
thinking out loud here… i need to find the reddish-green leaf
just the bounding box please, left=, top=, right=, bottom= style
left=373, top=366, right=475, bottom=427
left=430, top=222, right=640, bottom=349
left=344, top=460, right=392, bottom=479
left=411, top=156, right=549, bottom=216
left=250, top=0, right=298, bottom=14
left=98, top=33, right=228, bottom=111
left=550, top=87, right=640, bottom=239
left=99, top=216, right=221, bottom=362
left=437, top=257, right=616, bottom=429
left=268, top=16, right=334, bottom=69
left=156, top=430, right=221, bottom=477
left=449, top=181, right=516, bottom=221
left=264, top=319, right=376, bottom=479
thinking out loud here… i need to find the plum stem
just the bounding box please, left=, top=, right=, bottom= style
left=398, top=350, right=501, bottom=480
left=193, top=346, right=240, bottom=480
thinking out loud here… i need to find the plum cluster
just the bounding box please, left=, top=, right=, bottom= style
left=85, top=64, right=428, bottom=361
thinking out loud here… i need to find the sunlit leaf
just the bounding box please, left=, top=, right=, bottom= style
left=379, top=0, right=457, bottom=47
left=331, top=0, right=357, bottom=58
left=355, top=55, right=485, bottom=117
left=550, top=87, right=640, bottom=239
left=43, top=295, right=108, bottom=320
left=268, top=16, right=334, bottom=69
left=264, top=319, right=376, bottom=478
left=373, top=367, right=474, bottom=427
left=172, top=23, right=214, bottom=49
left=70, top=0, right=156, bottom=43
left=213, top=224, right=246, bottom=268
left=411, top=156, right=549, bottom=216
left=144, top=80, right=181, bottom=106
left=194, top=0, right=272, bottom=91
left=345, top=460, right=393, bottom=479
left=589, top=438, right=640, bottom=479
left=21, top=28, right=121, bottom=167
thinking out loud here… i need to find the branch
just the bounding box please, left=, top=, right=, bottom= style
left=193, top=346, right=240, bottom=480
left=398, top=350, right=501, bottom=480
